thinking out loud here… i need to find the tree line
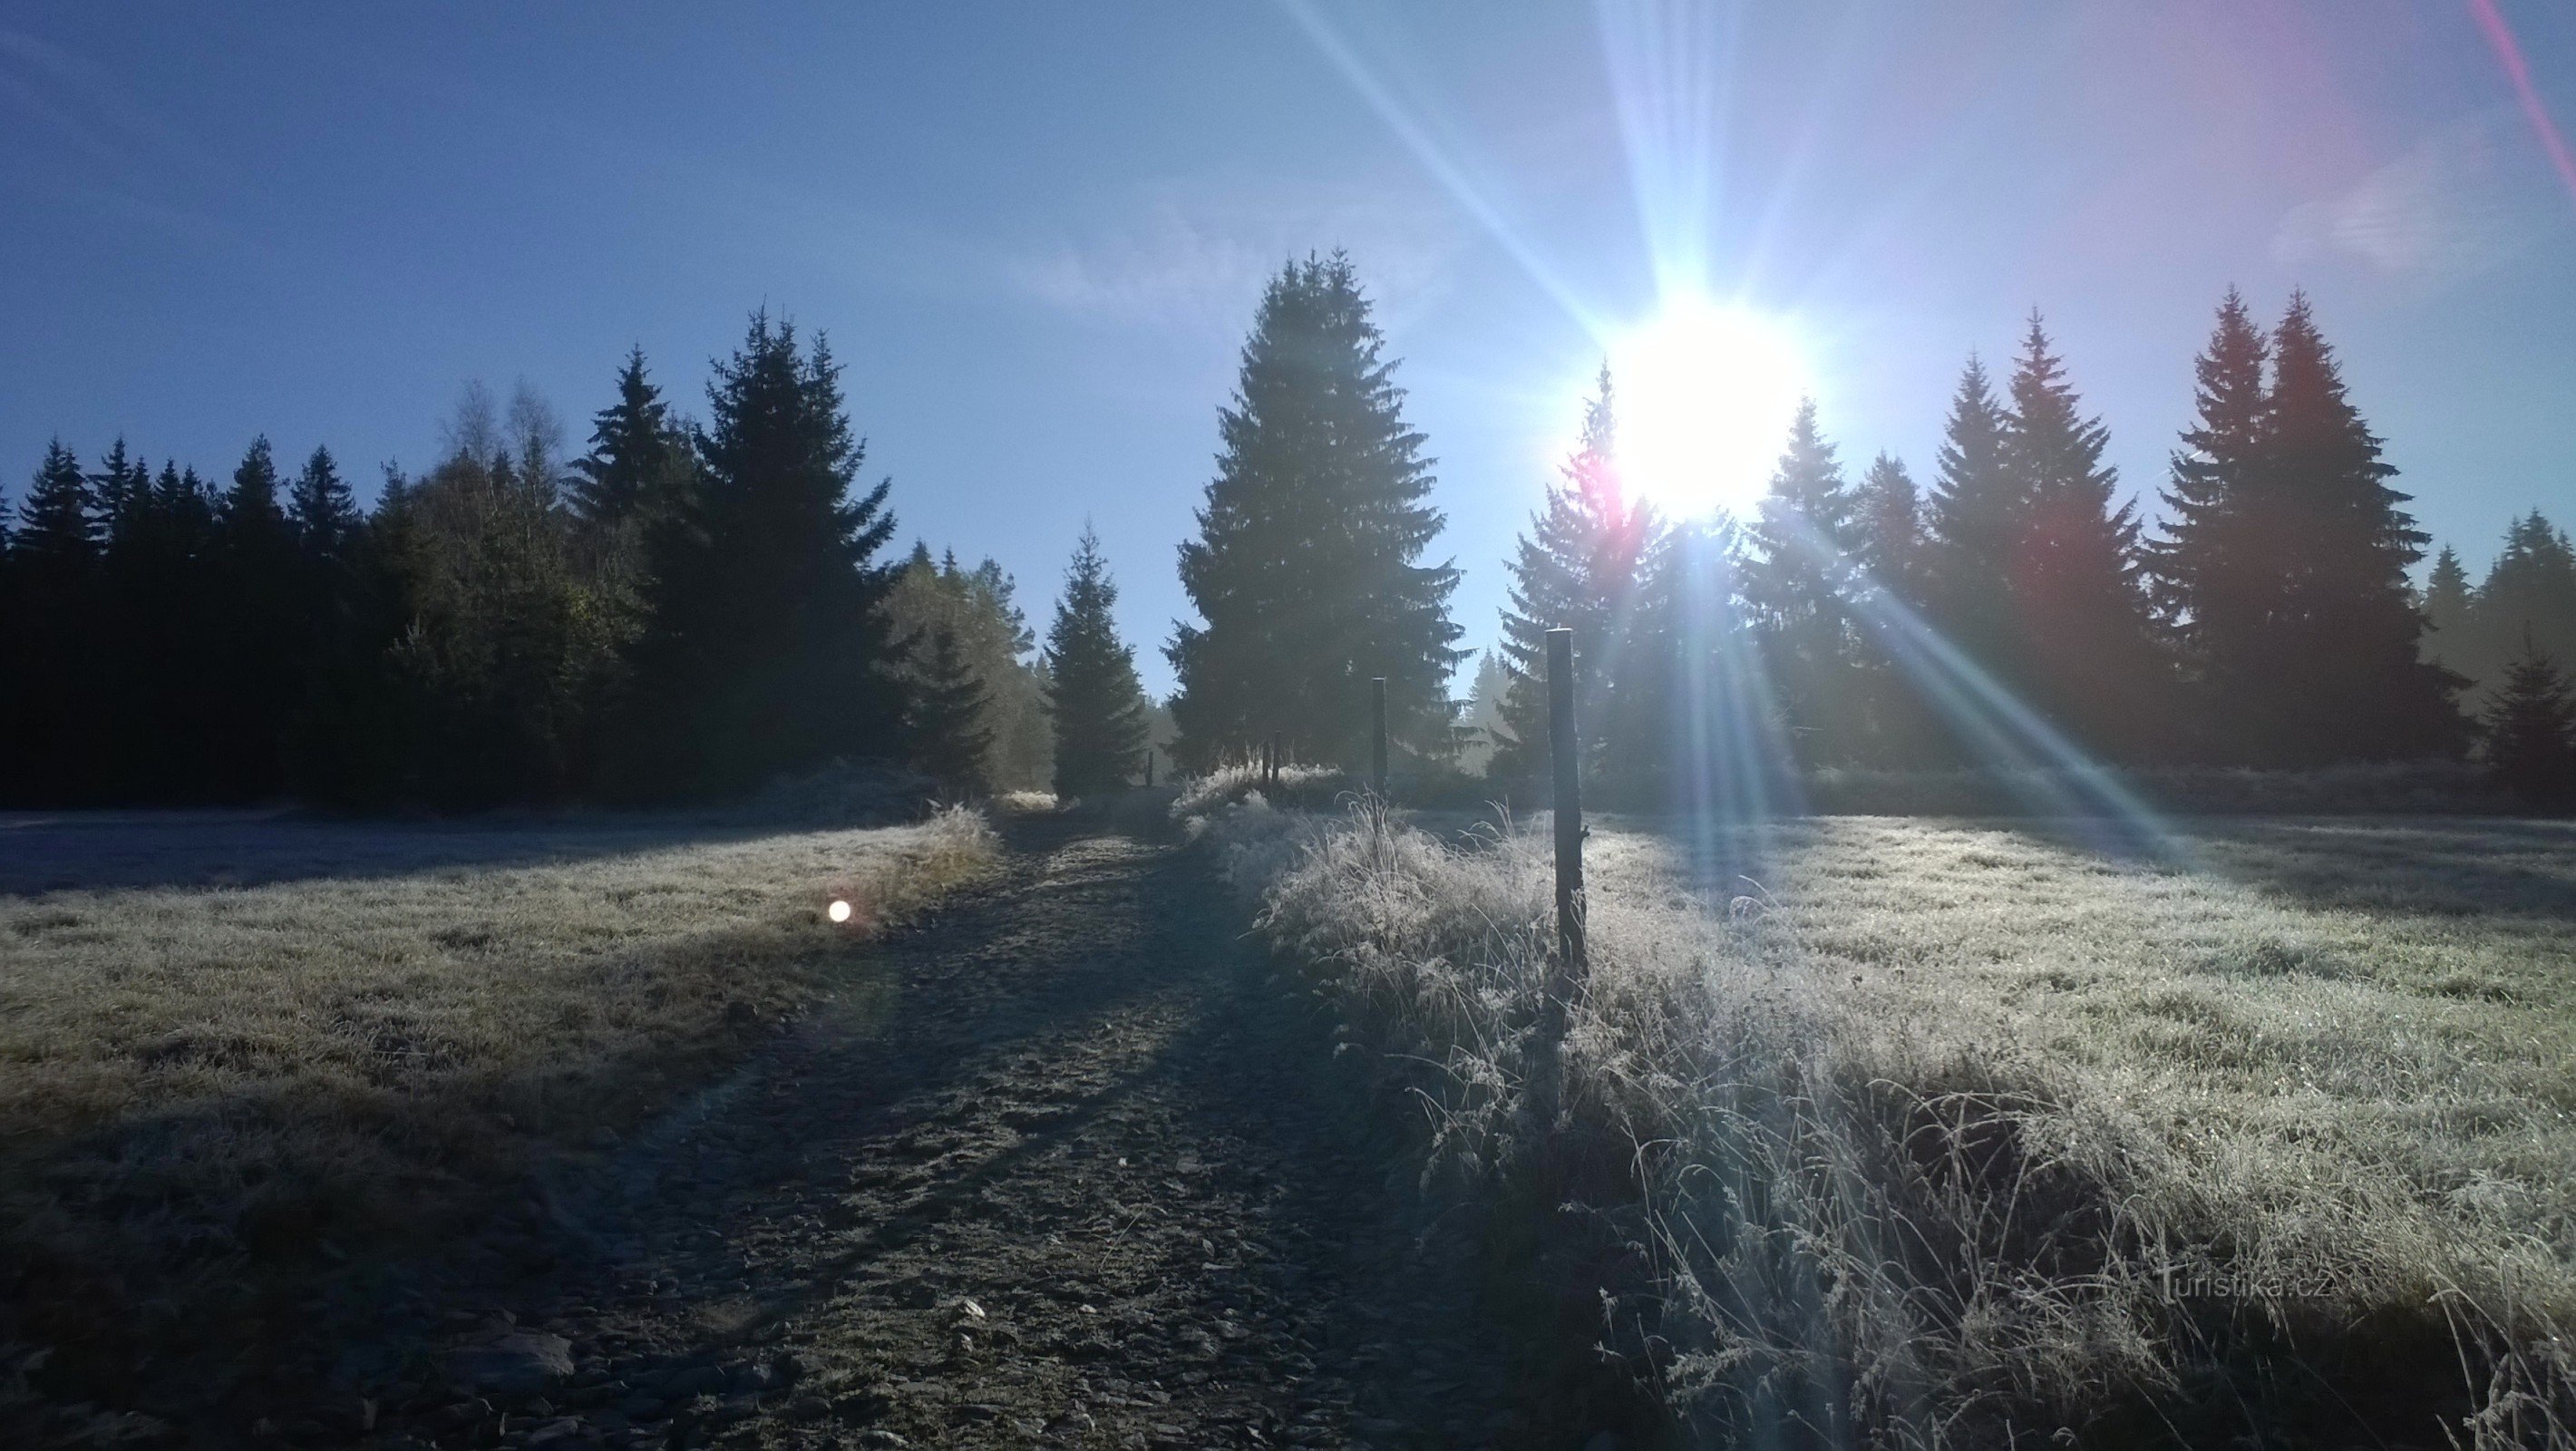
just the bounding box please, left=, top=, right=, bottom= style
left=0, top=314, right=1152, bottom=809
left=1162, top=259, right=2575, bottom=803
left=7, top=267, right=2572, bottom=813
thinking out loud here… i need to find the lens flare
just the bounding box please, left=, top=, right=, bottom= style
left=1609, top=298, right=1809, bottom=516
left=827, top=899, right=852, bottom=924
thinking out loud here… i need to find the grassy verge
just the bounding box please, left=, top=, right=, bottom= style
left=0, top=807, right=997, bottom=1410
left=1184, top=791, right=2575, bottom=1447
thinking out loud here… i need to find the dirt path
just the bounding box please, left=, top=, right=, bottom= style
left=345, top=822, right=1529, bottom=1450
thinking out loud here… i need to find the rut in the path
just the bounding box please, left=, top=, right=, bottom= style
left=361, top=823, right=1532, bottom=1450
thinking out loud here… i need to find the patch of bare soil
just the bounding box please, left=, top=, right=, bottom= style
left=92, top=822, right=1541, bottom=1448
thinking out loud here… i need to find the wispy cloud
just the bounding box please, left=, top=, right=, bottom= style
left=2273, top=108, right=2554, bottom=286
left=0, top=24, right=248, bottom=252
left=1007, top=186, right=1464, bottom=335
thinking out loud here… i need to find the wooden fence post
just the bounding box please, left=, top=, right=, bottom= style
left=1548, top=627, right=1585, bottom=976
left=1369, top=677, right=1388, bottom=799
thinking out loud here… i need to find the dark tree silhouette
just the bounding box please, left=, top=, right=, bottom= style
left=1850, top=452, right=1942, bottom=764
left=908, top=625, right=995, bottom=795
left=1168, top=253, right=1463, bottom=771
left=1923, top=355, right=2022, bottom=677
left=2258, top=294, right=2463, bottom=761
left=1852, top=453, right=1929, bottom=607
left=208, top=436, right=306, bottom=797
left=2000, top=315, right=2162, bottom=757
left=6, top=442, right=101, bottom=800
left=290, top=445, right=361, bottom=560
left=616, top=313, right=907, bottom=799
left=1492, top=366, right=1664, bottom=795
left=2429, top=512, right=2576, bottom=712
left=2149, top=287, right=2271, bottom=758
left=1747, top=398, right=1863, bottom=764
left=570, top=346, right=692, bottom=531
left=1046, top=527, right=1149, bottom=799
left=2482, top=637, right=2576, bottom=803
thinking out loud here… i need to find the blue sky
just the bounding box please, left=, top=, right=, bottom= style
left=5, top=2, right=2572, bottom=696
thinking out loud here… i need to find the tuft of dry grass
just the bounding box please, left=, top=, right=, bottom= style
left=1194, top=799, right=2576, bottom=1446
left=0, top=806, right=997, bottom=1388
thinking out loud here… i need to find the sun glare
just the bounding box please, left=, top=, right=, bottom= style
left=1607, top=299, right=1809, bottom=516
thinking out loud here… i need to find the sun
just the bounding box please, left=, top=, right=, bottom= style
left=1605, top=299, right=1810, bottom=517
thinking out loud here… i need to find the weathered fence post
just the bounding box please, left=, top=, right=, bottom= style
left=1369, top=677, right=1388, bottom=799
left=1548, top=628, right=1586, bottom=975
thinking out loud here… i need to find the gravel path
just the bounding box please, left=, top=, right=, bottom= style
left=342, top=821, right=1530, bottom=1450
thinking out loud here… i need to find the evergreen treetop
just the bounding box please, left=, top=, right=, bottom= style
left=290, top=445, right=362, bottom=559
left=16, top=440, right=98, bottom=570
left=571, top=346, right=689, bottom=529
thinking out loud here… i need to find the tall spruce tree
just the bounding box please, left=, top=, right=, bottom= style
left=2149, top=288, right=2272, bottom=760
left=1850, top=452, right=1940, bottom=764
left=2482, top=636, right=2576, bottom=803
left=7, top=442, right=101, bottom=801
left=210, top=436, right=307, bottom=797
left=1168, top=253, right=1463, bottom=771
left=1492, top=366, right=1665, bottom=796
left=2000, top=315, right=2162, bottom=757
left=1046, top=527, right=1149, bottom=798
left=1853, top=453, right=1928, bottom=606
left=1745, top=398, right=1863, bottom=764
left=617, top=313, right=905, bottom=798
left=1922, top=355, right=2022, bottom=678
left=908, top=626, right=995, bottom=795
left=2424, top=546, right=2474, bottom=652
left=2260, top=293, right=2463, bottom=761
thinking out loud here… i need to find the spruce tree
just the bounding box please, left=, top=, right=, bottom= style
left=1168, top=253, right=1463, bottom=771
left=1047, top=527, right=1149, bottom=798
left=618, top=313, right=905, bottom=797
left=2482, top=637, right=2576, bottom=803
left=908, top=626, right=995, bottom=794
left=289, top=444, right=362, bottom=560
left=2424, top=546, right=2474, bottom=653
left=1850, top=452, right=1939, bottom=764
left=2148, top=288, right=2272, bottom=759
left=2000, top=315, right=2162, bottom=757
left=885, top=546, right=1053, bottom=792
left=2453, top=512, right=2576, bottom=707
left=2260, top=293, right=2463, bottom=761
left=1922, top=355, right=2022, bottom=676
left=1745, top=398, right=1862, bottom=764
left=1852, top=453, right=1928, bottom=606
left=571, top=346, right=691, bottom=530
left=6, top=442, right=99, bottom=802
left=209, top=436, right=306, bottom=797
left=90, top=439, right=149, bottom=552
left=1492, top=367, right=1665, bottom=795
left=15, top=440, right=98, bottom=570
